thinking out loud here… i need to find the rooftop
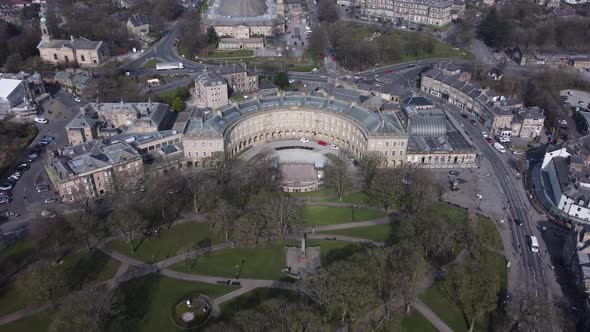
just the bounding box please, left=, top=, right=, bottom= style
left=0, top=78, right=22, bottom=99
left=38, top=37, right=103, bottom=50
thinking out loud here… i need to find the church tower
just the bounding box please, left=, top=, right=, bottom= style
left=39, top=3, right=50, bottom=42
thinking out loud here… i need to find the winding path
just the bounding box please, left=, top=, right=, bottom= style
left=0, top=202, right=453, bottom=332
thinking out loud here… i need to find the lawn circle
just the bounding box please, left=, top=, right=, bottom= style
left=171, top=294, right=212, bottom=329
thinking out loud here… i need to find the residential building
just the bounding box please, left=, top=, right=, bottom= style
left=217, top=64, right=259, bottom=93
left=542, top=136, right=590, bottom=223
left=46, top=141, right=144, bottom=202
left=0, top=7, right=23, bottom=26
left=218, top=37, right=264, bottom=50
left=127, top=14, right=150, bottom=39
left=571, top=56, right=590, bottom=70
left=337, top=0, right=454, bottom=26
left=420, top=65, right=541, bottom=137
left=512, top=107, right=545, bottom=138
left=194, top=72, right=229, bottom=109
left=65, top=101, right=174, bottom=145
left=54, top=69, right=92, bottom=96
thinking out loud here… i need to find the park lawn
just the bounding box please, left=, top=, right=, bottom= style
left=0, top=312, right=51, bottom=332
left=142, top=58, right=159, bottom=69
left=169, top=243, right=286, bottom=280
left=120, top=275, right=237, bottom=332
left=0, top=238, right=33, bottom=268
left=0, top=249, right=118, bottom=316
left=400, top=309, right=437, bottom=332
left=476, top=214, right=503, bottom=251
left=303, top=206, right=385, bottom=226
left=323, top=191, right=371, bottom=205
left=420, top=282, right=467, bottom=332
left=108, top=222, right=223, bottom=263
left=304, top=240, right=365, bottom=266
left=219, top=288, right=297, bottom=320
left=289, top=188, right=335, bottom=198
left=320, top=223, right=393, bottom=242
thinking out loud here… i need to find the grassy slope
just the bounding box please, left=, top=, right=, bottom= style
left=303, top=206, right=385, bottom=226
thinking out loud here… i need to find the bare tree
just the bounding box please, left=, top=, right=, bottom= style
left=30, top=214, right=73, bottom=263
left=367, top=168, right=402, bottom=212
left=106, top=206, right=147, bottom=253
left=304, top=258, right=379, bottom=326
left=398, top=167, right=434, bottom=214
left=323, top=158, right=353, bottom=201
left=67, top=198, right=103, bottom=250
left=182, top=170, right=219, bottom=214
left=49, top=287, right=124, bottom=332
left=18, top=259, right=67, bottom=303
left=357, top=151, right=386, bottom=190
left=209, top=199, right=241, bottom=241
left=505, top=290, right=553, bottom=332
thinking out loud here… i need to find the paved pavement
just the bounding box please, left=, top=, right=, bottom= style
left=412, top=298, right=454, bottom=332
left=156, top=242, right=234, bottom=269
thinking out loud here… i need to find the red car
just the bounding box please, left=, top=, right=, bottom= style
left=386, top=69, right=393, bottom=74
left=318, top=140, right=327, bottom=146
left=486, top=137, right=493, bottom=144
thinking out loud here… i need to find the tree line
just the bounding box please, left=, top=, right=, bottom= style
left=478, top=1, right=590, bottom=52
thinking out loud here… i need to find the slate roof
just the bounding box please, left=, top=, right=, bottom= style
left=38, top=37, right=103, bottom=50
left=128, top=14, right=149, bottom=27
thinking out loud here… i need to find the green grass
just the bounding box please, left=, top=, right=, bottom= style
left=207, top=49, right=254, bottom=58
left=303, top=206, right=385, bottom=226
left=400, top=309, right=437, bottom=332
left=476, top=214, right=503, bottom=251
left=119, top=275, right=237, bottom=332
left=142, top=58, right=159, bottom=69
left=170, top=243, right=287, bottom=280
left=0, top=249, right=119, bottom=316
left=420, top=283, right=467, bottom=332
left=0, top=312, right=51, bottom=332
left=289, top=188, right=335, bottom=198
left=109, top=222, right=223, bottom=264
left=321, top=223, right=393, bottom=242
left=0, top=238, right=33, bottom=268
left=304, top=240, right=365, bottom=266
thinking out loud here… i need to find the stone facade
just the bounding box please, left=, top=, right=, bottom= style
left=337, top=0, right=453, bottom=26
left=218, top=37, right=264, bottom=50
left=218, top=64, right=259, bottom=93
left=194, top=72, right=229, bottom=109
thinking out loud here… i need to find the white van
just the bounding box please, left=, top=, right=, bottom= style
left=528, top=236, right=539, bottom=253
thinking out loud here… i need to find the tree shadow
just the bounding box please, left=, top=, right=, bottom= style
left=64, top=249, right=111, bottom=289
left=116, top=274, right=160, bottom=332
left=322, top=244, right=366, bottom=267
left=218, top=288, right=295, bottom=321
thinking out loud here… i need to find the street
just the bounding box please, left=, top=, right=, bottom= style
left=1, top=90, right=82, bottom=232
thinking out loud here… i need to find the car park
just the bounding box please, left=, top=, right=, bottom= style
left=33, top=116, right=48, bottom=124
left=329, top=144, right=339, bottom=150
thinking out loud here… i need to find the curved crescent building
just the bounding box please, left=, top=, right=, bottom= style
left=181, top=93, right=477, bottom=169
left=201, top=0, right=286, bottom=38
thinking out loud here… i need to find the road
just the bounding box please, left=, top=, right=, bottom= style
left=1, top=90, right=82, bottom=232
left=445, top=105, right=562, bottom=312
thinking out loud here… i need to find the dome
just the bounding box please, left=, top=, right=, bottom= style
left=40, top=17, right=47, bottom=23
left=218, top=0, right=267, bottom=17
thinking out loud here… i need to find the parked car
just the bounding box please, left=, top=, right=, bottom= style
left=0, top=198, right=10, bottom=205
left=44, top=198, right=58, bottom=204
left=299, top=138, right=309, bottom=143
left=559, top=119, right=568, bottom=126
left=449, top=170, right=460, bottom=176
left=486, top=137, right=494, bottom=144
left=329, top=144, right=339, bottom=150
left=41, top=210, right=56, bottom=218
left=317, top=140, right=327, bottom=146
left=33, top=116, right=48, bottom=124
left=74, top=97, right=82, bottom=102
left=27, top=152, right=39, bottom=159
left=42, top=135, right=55, bottom=141
left=513, top=150, right=524, bottom=155
left=481, top=131, right=488, bottom=138
left=36, top=185, right=49, bottom=193
left=513, top=218, right=523, bottom=226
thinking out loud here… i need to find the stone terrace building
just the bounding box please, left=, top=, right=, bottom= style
left=65, top=102, right=174, bottom=145
left=194, top=72, right=229, bottom=109
left=337, top=0, right=453, bottom=26
left=46, top=141, right=143, bottom=202
left=420, top=65, right=540, bottom=137
left=217, top=64, right=259, bottom=93
left=201, top=0, right=286, bottom=39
